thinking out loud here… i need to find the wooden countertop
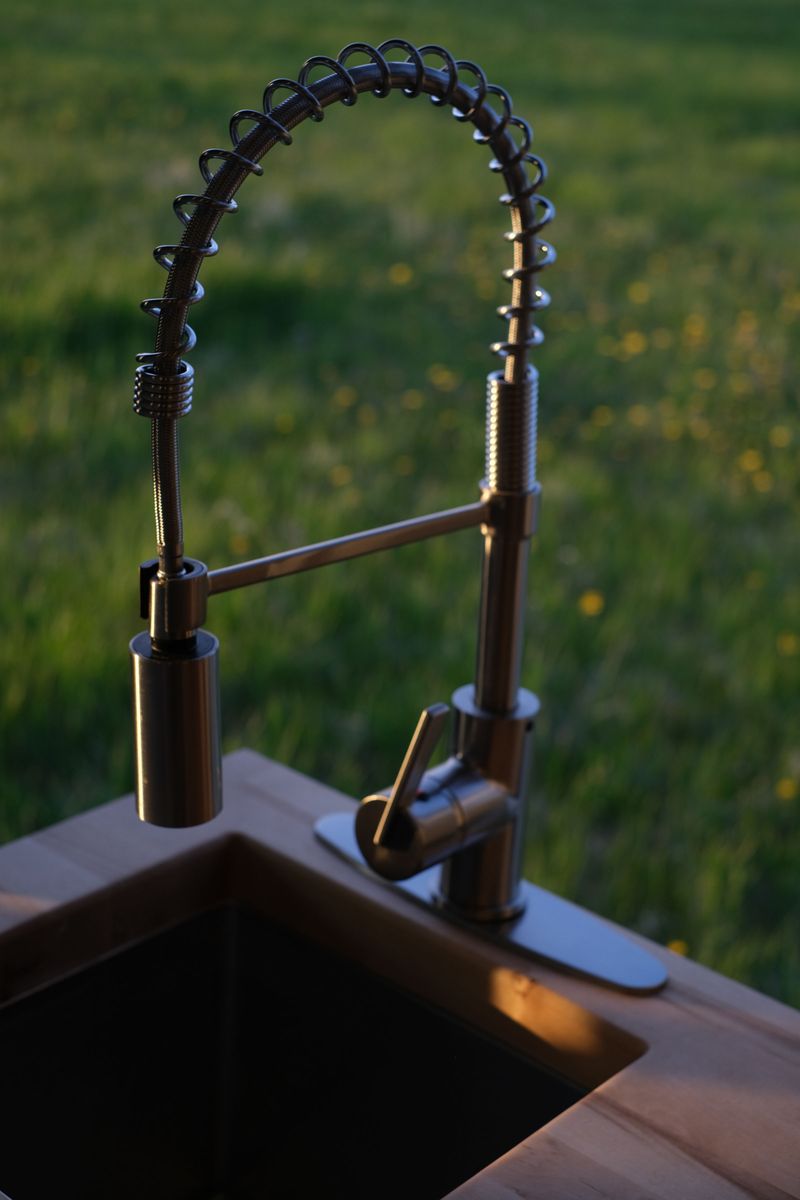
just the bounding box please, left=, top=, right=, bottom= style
left=1, top=748, right=798, bottom=1198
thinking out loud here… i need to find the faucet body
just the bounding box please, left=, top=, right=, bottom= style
left=354, top=364, right=541, bottom=921
left=130, top=43, right=552, bottom=925
left=128, top=42, right=670, bottom=991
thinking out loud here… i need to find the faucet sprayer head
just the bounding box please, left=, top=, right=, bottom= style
left=130, top=557, right=221, bottom=827
left=131, top=630, right=222, bottom=827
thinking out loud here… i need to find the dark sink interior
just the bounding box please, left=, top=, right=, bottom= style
left=0, top=904, right=584, bottom=1200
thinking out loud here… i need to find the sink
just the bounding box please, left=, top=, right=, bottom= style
left=3, top=753, right=797, bottom=1200
left=0, top=902, right=583, bottom=1200
left=0, top=756, right=647, bottom=1200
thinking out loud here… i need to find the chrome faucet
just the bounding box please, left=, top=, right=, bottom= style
left=130, top=41, right=667, bottom=993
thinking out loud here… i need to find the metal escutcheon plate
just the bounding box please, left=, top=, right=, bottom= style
left=315, top=811, right=668, bottom=995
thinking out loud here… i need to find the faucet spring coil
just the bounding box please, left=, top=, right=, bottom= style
left=485, top=368, right=538, bottom=492
left=135, top=40, right=555, bottom=572
left=133, top=361, right=194, bottom=420
left=135, top=41, right=554, bottom=384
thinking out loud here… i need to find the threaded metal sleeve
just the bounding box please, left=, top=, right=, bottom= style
left=485, top=366, right=538, bottom=492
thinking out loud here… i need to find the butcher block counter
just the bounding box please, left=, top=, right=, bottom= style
left=0, top=748, right=798, bottom=1199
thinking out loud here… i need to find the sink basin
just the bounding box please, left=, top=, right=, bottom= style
left=0, top=755, right=649, bottom=1199
left=3, top=752, right=797, bottom=1200
left=1, top=903, right=583, bottom=1200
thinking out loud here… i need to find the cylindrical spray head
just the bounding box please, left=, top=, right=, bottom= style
left=130, top=629, right=222, bottom=827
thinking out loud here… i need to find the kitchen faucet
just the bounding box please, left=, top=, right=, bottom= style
left=130, top=40, right=667, bottom=993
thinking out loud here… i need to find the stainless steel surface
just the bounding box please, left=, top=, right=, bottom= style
left=476, top=366, right=539, bottom=715
left=315, top=812, right=669, bottom=995
left=485, top=367, right=538, bottom=491
left=356, top=757, right=511, bottom=883
left=130, top=630, right=222, bottom=827
left=355, top=687, right=537, bottom=920
left=146, top=557, right=209, bottom=641
left=451, top=684, right=539, bottom=791
left=438, top=685, right=540, bottom=920
left=372, top=702, right=450, bottom=846
left=207, top=502, right=487, bottom=595
left=474, top=534, right=532, bottom=714
left=439, top=825, right=524, bottom=922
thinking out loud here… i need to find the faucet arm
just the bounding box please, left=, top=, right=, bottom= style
left=206, top=500, right=488, bottom=595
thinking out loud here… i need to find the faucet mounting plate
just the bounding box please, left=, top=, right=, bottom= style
left=315, top=812, right=668, bottom=995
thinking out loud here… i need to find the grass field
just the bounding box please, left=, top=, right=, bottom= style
left=1, top=0, right=798, bottom=1004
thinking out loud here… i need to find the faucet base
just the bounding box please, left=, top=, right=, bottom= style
left=315, top=812, right=668, bottom=995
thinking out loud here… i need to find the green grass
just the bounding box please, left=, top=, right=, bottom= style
left=1, top=0, right=798, bottom=1005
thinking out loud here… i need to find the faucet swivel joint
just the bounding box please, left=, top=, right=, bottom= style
left=130, top=559, right=222, bottom=827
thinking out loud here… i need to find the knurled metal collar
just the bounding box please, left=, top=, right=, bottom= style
left=133, top=362, right=194, bottom=420
left=485, top=366, right=538, bottom=492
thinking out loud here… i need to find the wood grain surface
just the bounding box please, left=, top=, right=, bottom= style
left=1, top=748, right=798, bottom=1199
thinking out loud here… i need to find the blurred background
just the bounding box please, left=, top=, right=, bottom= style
left=1, top=0, right=798, bottom=1003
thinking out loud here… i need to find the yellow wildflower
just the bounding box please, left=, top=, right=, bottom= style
left=621, top=330, right=647, bottom=356
left=578, top=590, right=605, bottom=617
left=591, top=405, right=614, bottom=427
left=427, top=363, right=459, bottom=392
left=769, top=425, right=791, bottom=448
left=627, top=281, right=651, bottom=304
left=689, top=416, right=711, bottom=440
left=229, top=532, right=250, bottom=557
left=662, top=417, right=683, bottom=441
left=692, top=368, right=717, bottom=390
left=329, top=465, right=353, bottom=487
left=738, top=449, right=764, bottom=473
left=388, top=262, right=413, bottom=286
left=332, top=384, right=357, bottom=409
left=777, top=633, right=798, bottom=656
left=627, top=404, right=650, bottom=427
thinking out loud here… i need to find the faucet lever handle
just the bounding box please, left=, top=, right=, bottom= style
left=372, top=702, right=449, bottom=847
